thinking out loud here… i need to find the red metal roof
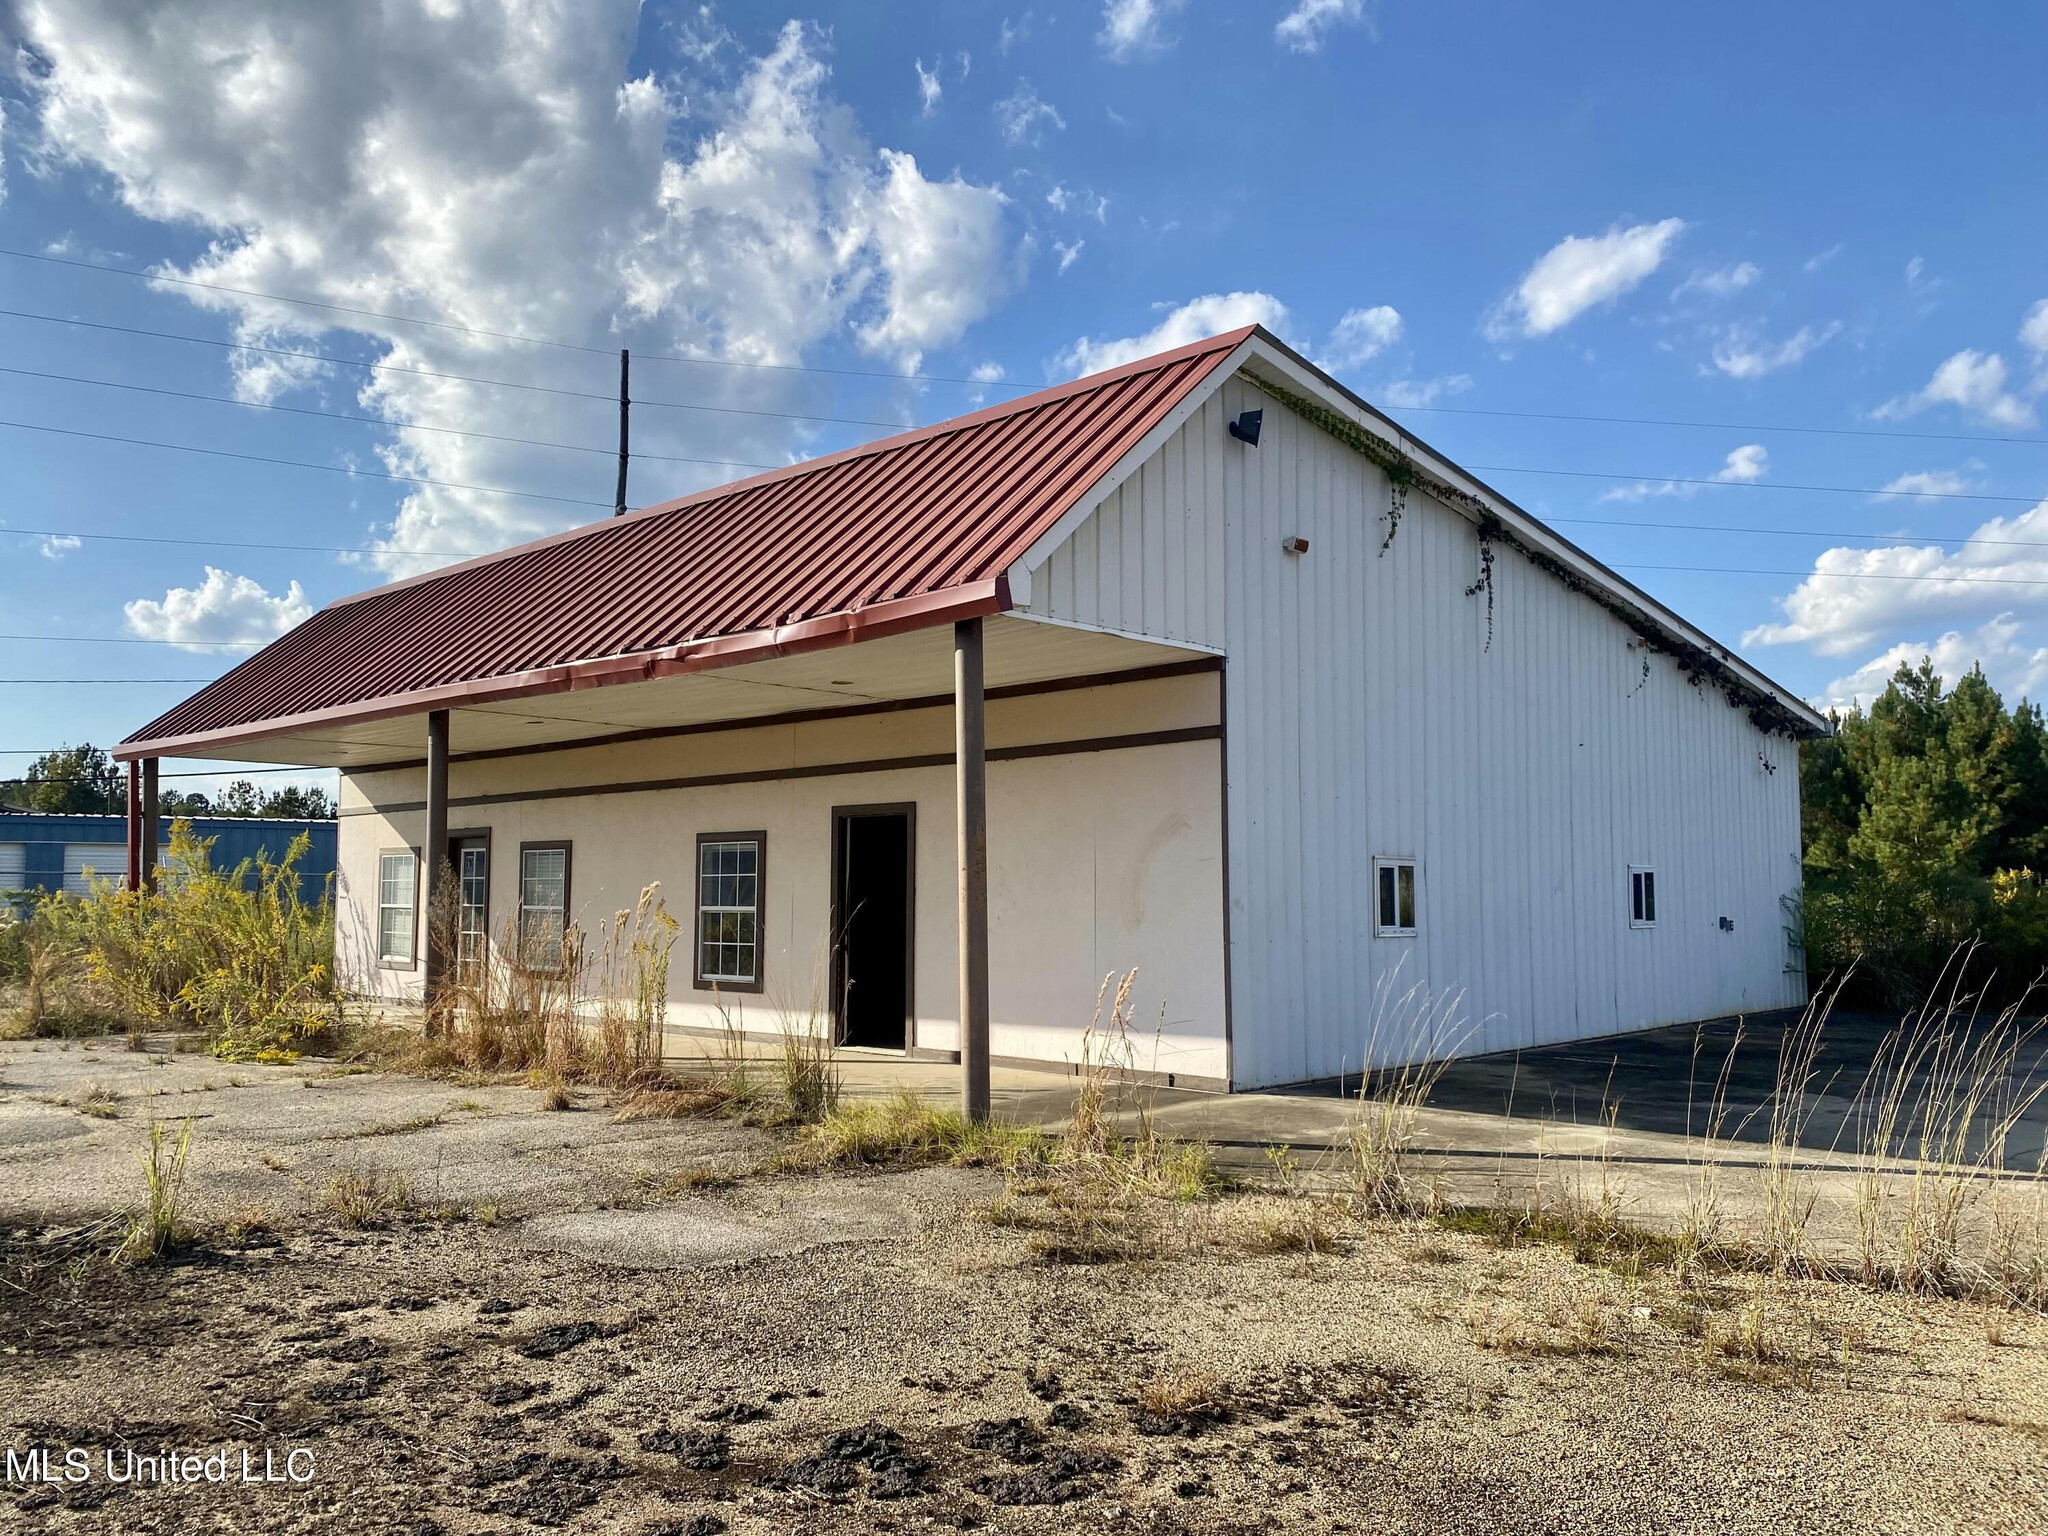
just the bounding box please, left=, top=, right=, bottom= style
left=119, top=328, right=1254, bottom=759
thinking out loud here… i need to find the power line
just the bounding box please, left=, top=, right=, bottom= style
left=1546, top=515, right=2048, bottom=550
left=1614, top=564, right=2048, bottom=587
left=0, top=416, right=615, bottom=508
left=0, top=633, right=260, bottom=649
left=0, top=246, right=1034, bottom=392
left=3, top=529, right=473, bottom=561
left=0, top=678, right=216, bottom=683
left=1392, top=401, right=2048, bottom=449
left=1467, top=463, right=2045, bottom=506
left=0, top=308, right=908, bottom=433
left=0, top=363, right=791, bottom=466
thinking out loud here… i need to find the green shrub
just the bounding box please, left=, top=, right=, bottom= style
left=45, top=821, right=338, bottom=1058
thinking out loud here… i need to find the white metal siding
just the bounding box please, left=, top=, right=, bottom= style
left=63, top=842, right=127, bottom=895
left=1020, top=373, right=1807, bottom=1089
left=0, top=844, right=24, bottom=890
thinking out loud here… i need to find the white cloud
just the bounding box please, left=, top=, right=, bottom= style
left=1484, top=218, right=1686, bottom=341
left=124, top=567, right=313, bottom=650
left=38, top=534, right=82, bottom=559
left=1600, top=444, right=1767, bottom=502
left=1707, top=320, right=1841, bottom=379
left=1814, top=618, right=2048, bottom=713
left=1056, top=291, right=1288, bottom=378
left=23, top=6, right=1020, bottom=578
left=1674, top=261, right=1759, bottom=300
left=914, top=57, right=942, bottom=116
left=1378, top=374, right=1473, bottom=409
left=1876, top=467, right=1977, bottom=500
left=1275, top=0, right=1373, bottom=53
left=1876, top=350, right=2037, bottom=429
left=1000, top=14, right=1032, bottom=54
left=1317, top=304, right=1401, bottom=371
left=1053, top=239, right=1084, bottom=274
left=1099, top=0, right=1184, bottom=60
left=969, top=361, right=1006, bottom=383
left=1716, top=443, right=1768, bottom=482
left=0, top=99, right=7, bottom=208
left=1745, top=496, right=2048, bottom=656
left=994, top=80, right=1064, bottom=145
left=1804, top=243, right=1844, bottom=273
left=2022, top=298, right=2048, bottom=360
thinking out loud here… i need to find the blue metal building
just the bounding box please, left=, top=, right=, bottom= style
left=0, top=813, right=337, bottom=904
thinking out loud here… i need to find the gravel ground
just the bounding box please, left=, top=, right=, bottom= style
left=2, top=1038, right=2044, bottom=1536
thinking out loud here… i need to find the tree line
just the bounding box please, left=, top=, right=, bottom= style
left=0, top=744, right=335, bottom=820
left=1801, top=658, right=2048, bottom=1003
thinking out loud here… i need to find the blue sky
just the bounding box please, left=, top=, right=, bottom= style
left=3, top=0, right=2046, bottom=796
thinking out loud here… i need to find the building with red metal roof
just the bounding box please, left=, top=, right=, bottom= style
left=120, top=327, right=1823, bottom=1094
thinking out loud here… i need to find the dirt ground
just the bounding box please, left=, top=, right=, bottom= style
left=2, top=1037, right=2044, bottom=1536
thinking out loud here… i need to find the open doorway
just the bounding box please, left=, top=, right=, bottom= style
left=831, top=804, right=915, bottom=1050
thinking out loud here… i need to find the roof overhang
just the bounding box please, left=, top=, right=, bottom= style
left=121, top=612, right=1217, bottom=770
left=116, top=578, right=1012, bottom=763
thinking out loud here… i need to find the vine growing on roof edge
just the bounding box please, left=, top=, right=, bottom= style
left=1240, top=372, right=1811, bottom=739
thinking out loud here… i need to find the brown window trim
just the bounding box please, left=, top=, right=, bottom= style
left=516, top=839, right=574, bottom=974
left=376, top=845, right=421, bottom=972
left=447, top=827, right=492, bottom=973
left=693, top=829, right=767, bottom=995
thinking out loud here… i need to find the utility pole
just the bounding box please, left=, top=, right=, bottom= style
left=614, top=348, right=630, bottom=516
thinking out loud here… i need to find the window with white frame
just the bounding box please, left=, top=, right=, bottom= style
left=696, top=833, right=764, bottom=990
left=1374, top=857, right=1417, bottom=936
left=1630, top=866, right=1658, bottom=928
left=377, top=849, right=418, bottom=966
left=519, top=843, right=571, bottom=970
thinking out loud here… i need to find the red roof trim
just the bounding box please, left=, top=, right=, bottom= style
left=115, top=579, right=1010, bottom=762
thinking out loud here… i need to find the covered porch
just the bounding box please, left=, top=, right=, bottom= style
left=121, top=612, right=1227, bottom=1112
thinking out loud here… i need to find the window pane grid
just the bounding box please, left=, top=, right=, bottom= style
left=377, top=850, right=416, bottom=965
left=697, top=838, right=761, bottom=984
left=1375, top=858, right=1416, bottom=936
left=519, top=846, right=568, bottom=969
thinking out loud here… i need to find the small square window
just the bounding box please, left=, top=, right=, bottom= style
left=1630, top=866, right=1657, bottom=928
left=1374, top=857, right=1417, bottom=936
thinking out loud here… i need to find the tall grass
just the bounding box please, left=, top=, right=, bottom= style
left=119, top=1117, right=194, bottom=1263
left=1343, top=967, right=1468, bottom=1216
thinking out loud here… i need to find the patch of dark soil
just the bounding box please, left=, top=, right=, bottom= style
left=477, top=1297, right=521, bottom=1315
left=385, top=1293, right=435, bottom=1311
left=478, top=1379, right=541, bottom=1407
left=467, top=1452, right=546, bottom=1487
left=646, top=1516, right=728, bottom=1536
left=318, top=1335, right=387, bottom=1363
left=638, top=1427, right=731, bottom=1470
left=310, top=1297, right=372, bottom=1316
left=568, top=1427, right=614, bottom=1449
left=527, top=1386, right=605, bottom=1422
left=966, top=1447, right=1118, bottom=1507
left=306, top=1366, right=387, bottom=1403
left=1046, top=1402, right=1088, bottom=1431
left=277, top=1321, right=346, bottom=1344
left=697, top=1399, right=768, bottom=1424
left=1024, top=1364, right=1063, bottom=1401
left=966, top=1417, right=1045, bottom=1464
left=761, top=1452, right=860, bottom=1496
left=519, top=1320, right=598, bottom=1359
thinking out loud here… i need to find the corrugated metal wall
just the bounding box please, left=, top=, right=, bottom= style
left=1026, top=375, right=1807, bottom=1089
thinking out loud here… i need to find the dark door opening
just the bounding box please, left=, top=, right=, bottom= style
left=832, top=806, right=915, bottom=1050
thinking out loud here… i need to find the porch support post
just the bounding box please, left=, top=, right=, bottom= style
left=140, top=759, right=160, bottom=894
left=423, top=709, right=450, bottom=1027
left=126, top=764, right=143, bottom=892
left=954, top=618, right=991, bottom=1123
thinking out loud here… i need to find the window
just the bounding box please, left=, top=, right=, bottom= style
left=377, top=849, right=419, bottom=967
left=696, top=832, right=765, bottom=991
left=454, top=837, right=489, bottom=975
left=1374, top=857, right=1417, bottom=936
left=518, top=842, right=571, bottom=970
left=1630, top=866, right=1657, bottom=928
